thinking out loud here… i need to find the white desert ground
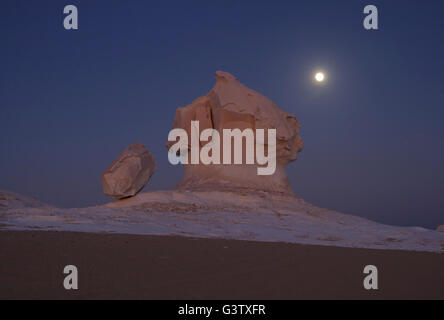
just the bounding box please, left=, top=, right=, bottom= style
left=0, top=189, right=443, bottom=253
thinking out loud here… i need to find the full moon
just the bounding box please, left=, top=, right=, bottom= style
left=315, top=72, right=325, bottom=82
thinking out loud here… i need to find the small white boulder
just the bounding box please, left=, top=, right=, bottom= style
left=102, top=143, right=156, bottom=200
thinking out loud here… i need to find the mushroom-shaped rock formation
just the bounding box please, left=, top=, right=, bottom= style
left=167, top=71, right=303, bottom=194
left=102, top=143, right=156, bottom=200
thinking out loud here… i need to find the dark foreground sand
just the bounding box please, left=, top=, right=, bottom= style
left=0, top=230, right=443, bottom=300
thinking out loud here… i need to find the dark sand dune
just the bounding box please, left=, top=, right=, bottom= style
left=0, top=231, right=443, bottom=300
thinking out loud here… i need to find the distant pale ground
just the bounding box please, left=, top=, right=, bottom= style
left=1, top=190, right=443, bottom=253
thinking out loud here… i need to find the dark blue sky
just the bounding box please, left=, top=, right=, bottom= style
left=1, top=0, right=443, bottom=228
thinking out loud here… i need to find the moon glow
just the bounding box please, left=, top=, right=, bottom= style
left=315, top=72, right=325, bottom=82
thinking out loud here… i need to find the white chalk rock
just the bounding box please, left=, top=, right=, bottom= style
left=102, top=143, right=156, bottom=200
left=167, top=71, right=303, bottom=194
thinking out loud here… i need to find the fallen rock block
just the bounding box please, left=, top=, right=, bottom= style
left=102, top=143, right=156, bottom=200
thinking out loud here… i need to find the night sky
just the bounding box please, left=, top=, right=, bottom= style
left=1, top=1, right=443, bottom=228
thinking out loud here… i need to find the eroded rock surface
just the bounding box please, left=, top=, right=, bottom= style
left=2, top=189, right=444, bottom=253
left=102, top=143, right=156, bottom=200
left=0, top=190, right=52, bottom=210
left=167, top=71, right=303, bottom=194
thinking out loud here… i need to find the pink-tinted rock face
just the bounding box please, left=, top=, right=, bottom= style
left=437, top=225, right=444, bottom=232
left=102, top=143, right=156, bottom=200
left=167, top=71, right=303, bottom=194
